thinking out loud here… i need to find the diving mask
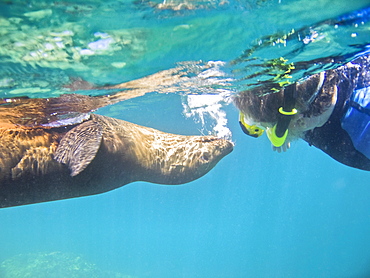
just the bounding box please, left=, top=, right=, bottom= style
left=238, top=112, right=264, bottom=138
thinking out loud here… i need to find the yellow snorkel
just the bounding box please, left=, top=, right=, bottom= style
left=239, top=112, right=264, bottom=138
left=266, top=83, right=298, bottom=147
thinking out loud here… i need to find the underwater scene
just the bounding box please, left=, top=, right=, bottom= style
left=1, top=0, right=370, bottom=277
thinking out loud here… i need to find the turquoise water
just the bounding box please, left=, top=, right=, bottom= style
left=1, top=0, right=370, bottom=277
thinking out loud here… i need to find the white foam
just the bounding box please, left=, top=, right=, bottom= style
left=183, top=91, right=232, bottom=139
left=181, top=61, right=234, bottom=139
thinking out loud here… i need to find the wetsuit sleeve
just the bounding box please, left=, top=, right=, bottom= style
left=303, top=117, right=370, bottom=171
left=303, top=54, right=370, bottom=171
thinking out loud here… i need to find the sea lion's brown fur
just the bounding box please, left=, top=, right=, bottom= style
left=0, top=114, right=233, bottom=208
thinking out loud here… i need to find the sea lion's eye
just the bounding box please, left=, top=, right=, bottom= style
left=201, top=153, right=210, bottom=162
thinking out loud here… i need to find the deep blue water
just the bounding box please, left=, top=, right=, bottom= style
left=1, top=0, right=370, bottom=277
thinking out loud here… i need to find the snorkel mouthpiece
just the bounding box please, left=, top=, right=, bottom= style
left=266, top=107, right=297, bottom=147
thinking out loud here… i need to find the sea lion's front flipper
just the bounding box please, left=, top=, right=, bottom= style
left=54, top=120, right=103, bottom=176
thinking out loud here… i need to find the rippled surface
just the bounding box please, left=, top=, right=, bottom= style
left=1, top=0, right=369, bottom=94
left=1, top=1, right=370, bottom=277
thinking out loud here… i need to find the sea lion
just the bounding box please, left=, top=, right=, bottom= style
left=0, top=97, right=233, bottom=208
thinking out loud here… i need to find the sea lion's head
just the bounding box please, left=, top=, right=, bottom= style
left=172, top=136, right=234, bottom=184
left=140, top=134, right=234, bottom=185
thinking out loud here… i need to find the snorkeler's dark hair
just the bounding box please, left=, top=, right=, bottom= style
left=233, top=69, right=346, bottom=124
left=233, top=87, right=284, bottom=124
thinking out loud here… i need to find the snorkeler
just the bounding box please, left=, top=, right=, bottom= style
left=234, top=52, right=370, bottom=171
